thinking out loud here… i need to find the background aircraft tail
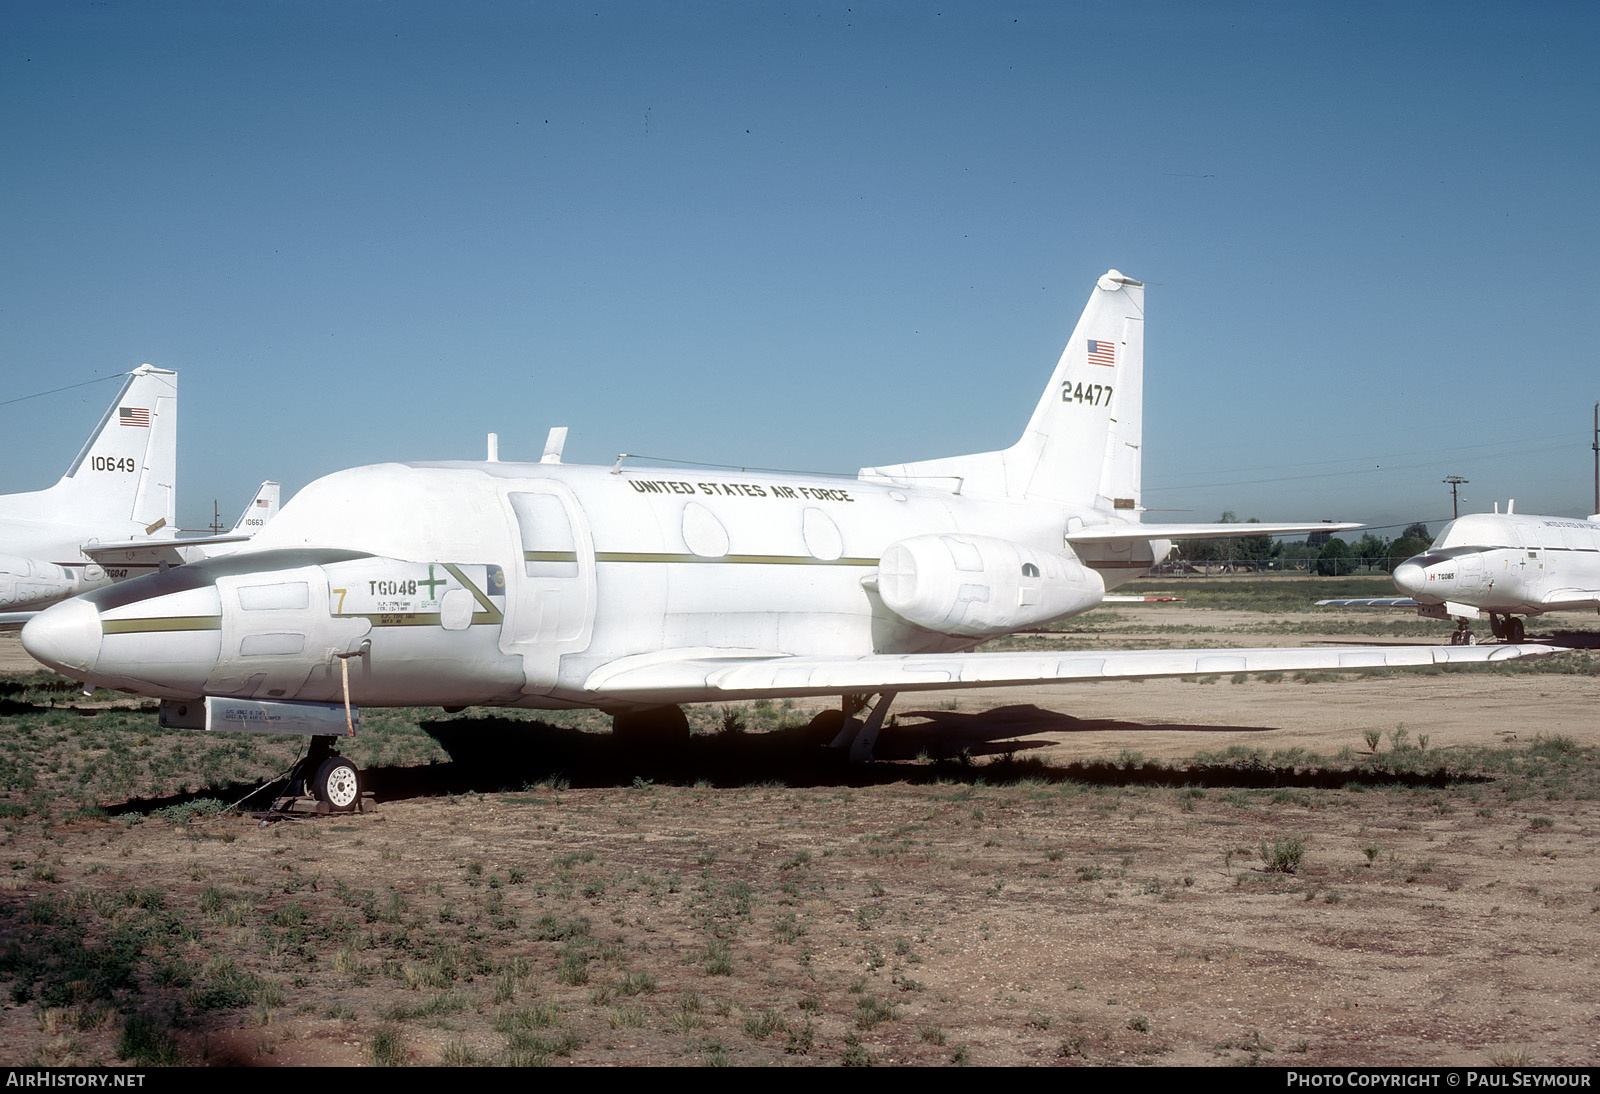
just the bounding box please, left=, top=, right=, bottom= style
left=860, top=271, right=1145, bottom=514
left=229, top=481, right=280, bottom=533
left=50, top=365, right=178, bottom=532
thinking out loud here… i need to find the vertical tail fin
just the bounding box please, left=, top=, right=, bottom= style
left=1006, top=271, right=1143, bottom=510
left=56, top=365, right=178, bottom=532
left=860, top=271, right=1144, bottom=512
left=228, top=481, right=280, bottom=534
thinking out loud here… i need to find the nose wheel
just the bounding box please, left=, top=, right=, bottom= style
left=275, top=735, right=368, bottom=815
left=312, top=754, right=362, bottom=811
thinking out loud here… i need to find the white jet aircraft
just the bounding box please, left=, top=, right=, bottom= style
left=21, top=272, right=1551, bottom=809
left=0, top=366, right=178, bottom=627
left=1319, top=505, right=1600, bottom=644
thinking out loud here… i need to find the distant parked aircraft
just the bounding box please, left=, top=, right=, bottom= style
left=0, top=366, right=177, bottom=626
left=1319, top=506, right=1600, bottom=643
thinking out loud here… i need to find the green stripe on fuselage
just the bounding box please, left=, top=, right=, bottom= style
left=102, top=616, right=223, bottom=634
left=587, top=551, right=878, bottom=566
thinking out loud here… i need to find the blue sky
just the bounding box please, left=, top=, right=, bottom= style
left=3, top=1, right=1597, bottom=538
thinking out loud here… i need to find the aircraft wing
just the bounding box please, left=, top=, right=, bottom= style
left=1539, top=589, right=1600, bottom=610
left=1101, top=595, right=1182, bottom=603
left=1066, top=521, right=1360, bottom=543
left=583, top=642, right=1555, bottom=702
left=1315, top=597, right=1419, bottom=608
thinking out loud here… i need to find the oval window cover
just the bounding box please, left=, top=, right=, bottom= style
left=682, top=502, right=730, bottom=558
left=802, top=507, right=843, bottom=561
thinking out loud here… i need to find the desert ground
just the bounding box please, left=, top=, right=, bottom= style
left=0, top=585, right=1596, bottom=1067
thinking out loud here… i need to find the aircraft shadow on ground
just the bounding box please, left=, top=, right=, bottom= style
left=1544, top=631, right=1600, bottom=649
left=104, top=704, right=1482, bottom=819
left=884, top=703, right=1282, bottom=759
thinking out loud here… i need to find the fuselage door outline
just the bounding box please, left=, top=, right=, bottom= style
left=502, top=483, right=597, bottom=694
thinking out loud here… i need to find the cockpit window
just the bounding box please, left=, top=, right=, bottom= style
left=510, top=492, right=579, bottom=576
left=251, top=465, right=511, bottom=562
left=1431, top=515, right=1504, bottom=551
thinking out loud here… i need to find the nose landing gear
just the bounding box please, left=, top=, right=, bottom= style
left=312, top=752, right=362, bottom=811
left=269, top=735, right=369, bottom=816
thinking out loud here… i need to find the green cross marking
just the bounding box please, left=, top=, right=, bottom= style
left=418, top=565, right=447, bottom=599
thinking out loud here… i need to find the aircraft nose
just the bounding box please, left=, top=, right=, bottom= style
left=1393, top=559, right=1426, bottom=598
left=21, top=597, right=103, bottom=676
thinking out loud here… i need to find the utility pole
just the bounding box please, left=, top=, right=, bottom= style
left=209, top=499, right=224, bottom=535
left=1443, top=475, right=1468, bottom=519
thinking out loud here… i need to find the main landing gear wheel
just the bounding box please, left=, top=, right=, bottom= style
left=313, top=755, right=362, bottom=812
left=611, top=705, right=691, bottom=747
left=1506, top=617, right=1526, bottom=644
left=804, top=708, right=847, bottom=747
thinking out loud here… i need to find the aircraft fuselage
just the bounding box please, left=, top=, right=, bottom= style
left=25, top=459, right=1165, bottom=711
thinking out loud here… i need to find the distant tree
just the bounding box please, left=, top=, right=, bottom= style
left=1385, top=535, right=1430, bottom=571
left=1212, top=510, right=1241, bottom=569
left=1238, top=518, right=1277, bottom=568
left=1175, top=511, right=1237, bottom=569
left=1353, top=533, right=1390, bottom=572
left=1315, top=537, right=1356, bottom=576
left=1278, top=541, right=1317, bottom=571
left=1403, top=522, right=1432, bottom=546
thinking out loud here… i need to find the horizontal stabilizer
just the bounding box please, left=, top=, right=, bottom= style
left=1316, top=597, right=1420, bottom=608
left=83, top=533, right=252, bottom=570
left=1068, top=521, right=1360, bottom=544
left=584, top=642, right=1557, bottom=702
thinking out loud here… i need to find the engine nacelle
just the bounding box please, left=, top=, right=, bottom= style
left=876, top=534, right=1105, bottom=637
left=0, top=553, right=84, bottom=611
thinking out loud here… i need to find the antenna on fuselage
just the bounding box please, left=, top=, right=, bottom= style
left=541, top=427, right=568, bottom=464
left=487, top=433, right=500, bottom=462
